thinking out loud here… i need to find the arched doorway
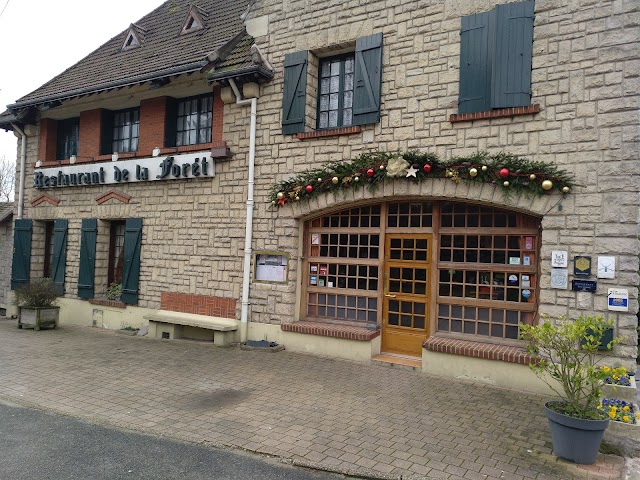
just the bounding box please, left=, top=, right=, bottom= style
left=302, top=201, right=541, bottom=358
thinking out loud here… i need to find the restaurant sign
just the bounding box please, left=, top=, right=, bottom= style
left=33, top=152, right=214, bottom=189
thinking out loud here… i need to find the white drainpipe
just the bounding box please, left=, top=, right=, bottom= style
left=229, top=79, right=257, bottom=343
left=11, top=123, right=27, bottom=219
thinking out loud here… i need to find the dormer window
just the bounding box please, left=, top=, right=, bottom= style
left=181, top=6, right=207, bottom=35
left=121, top=24, right=146, bottom=51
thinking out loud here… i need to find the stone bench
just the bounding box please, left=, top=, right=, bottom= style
left=144, top=310, right=238, bottom=346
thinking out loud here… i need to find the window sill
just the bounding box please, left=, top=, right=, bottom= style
left=297, top=126, right=361, bottom=140
left=281, top=320, right=379, bottom=341
left=450, top=104, right=540, bottom=123
left=88, top=299, right=127, bottom=309
left=422, top=336, right=540, bottom=365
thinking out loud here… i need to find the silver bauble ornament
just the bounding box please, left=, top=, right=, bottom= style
left=354, top=176, right=360, bottom=182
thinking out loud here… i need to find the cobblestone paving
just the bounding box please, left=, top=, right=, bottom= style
left=0, top=320, right=620, bottom=479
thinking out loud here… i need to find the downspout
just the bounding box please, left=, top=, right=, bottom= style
left=11, top=123, right=27, bottom=219
left=229, top=79, right=257, bottom=343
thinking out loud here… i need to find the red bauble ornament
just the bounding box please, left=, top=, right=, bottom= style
left=305, top=185, right=313, bottom=193
left=423, top=164, right=432, bottom=173
left=366, top=168, right=375, bottom=177
left=499, top=168, right=510, bottom=178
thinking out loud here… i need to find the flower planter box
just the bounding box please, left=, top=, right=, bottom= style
left=602, top=375, right=637, bottom=405
left=18, top=306, right=60, bottom=331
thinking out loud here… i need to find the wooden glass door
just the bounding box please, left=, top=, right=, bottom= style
left=382, top=234, right=431, bottom=357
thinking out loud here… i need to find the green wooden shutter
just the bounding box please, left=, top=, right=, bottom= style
left=352, top=33, right=383, bottom=126
left=100, top=110, right=114, bottom=155
left=491, top=0, right=534, bottom=109
left=50, top=219, right=68, bottom=295
left=121, top=218, right=142, bottom=305
left=282, top=51, right=308, bottom=134
left=78, top=219, right=97, bottom=299
left=458, top=11, right=492, bottom=114
left=164, top=97, right=178, bottom=147
left=11, top=219, right=32, bottom=290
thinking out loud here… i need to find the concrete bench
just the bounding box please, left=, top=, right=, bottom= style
left=144, top=310, right=238, bottom=346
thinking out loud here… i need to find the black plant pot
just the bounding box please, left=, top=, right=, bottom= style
left=544, top=401, right=609, bottom=465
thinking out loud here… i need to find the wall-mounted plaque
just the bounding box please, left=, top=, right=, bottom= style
left=550, top=268, right=568, bottom=289
left=572, top=280, right=597, bottom=292
left=551, top=250, right=568, bottom=268
left=254, top=252, right=289, bottom=283
left=607, top=288, right=628, bottom=312
left=597, top=256, right=616, bottom=279
left=574, top=256, right=592, bottom=278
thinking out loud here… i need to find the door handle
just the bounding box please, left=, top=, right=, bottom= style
left=384, top=294, right=396, bottom=298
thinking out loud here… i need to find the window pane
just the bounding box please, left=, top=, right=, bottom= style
left=320, top=95, right=329, bottom=111
left=330, top=76, right=340, bottom=93
left=344, top=73, right=354, bottom=91
left=343, top=90, right=353, bottom=108
left=329, top=110, right=338, bottom=127
left=344, top=57, right=354, bottom=73
left=329, top=93, right=339, bottom=110
left=321, top=78, right=330, bottom=94
left=331, top=61, right=340, bottom=76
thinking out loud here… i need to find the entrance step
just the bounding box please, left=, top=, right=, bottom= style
left=372, top=354, right=422, bottom=370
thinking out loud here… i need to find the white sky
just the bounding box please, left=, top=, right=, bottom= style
left=0, top=0, right=164, bottom=166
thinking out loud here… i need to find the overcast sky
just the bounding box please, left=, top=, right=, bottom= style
left=0, top=0, right=164, bottom=167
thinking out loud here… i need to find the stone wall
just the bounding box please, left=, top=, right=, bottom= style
left=226, top=0, right=639, bottom=365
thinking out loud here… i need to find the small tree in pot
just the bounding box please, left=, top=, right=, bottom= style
left=520, top=314, right=619, bottom=465
left=15, top=278, right=60, bottom=331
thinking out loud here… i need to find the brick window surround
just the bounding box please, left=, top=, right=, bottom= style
left=423, top=336, right=540, bottom=365
left=450, top=104, right=540, bottom=123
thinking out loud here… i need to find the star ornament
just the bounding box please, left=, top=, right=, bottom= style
left=405, top=165, right=418, bottom=178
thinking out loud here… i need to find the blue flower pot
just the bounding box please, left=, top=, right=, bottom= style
left=544, top=401, right=609, bottom=465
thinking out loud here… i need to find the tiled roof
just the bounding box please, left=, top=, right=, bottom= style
left=0, top=203, right=14, bottom=223
left=10, top=0, right=250, bottom=109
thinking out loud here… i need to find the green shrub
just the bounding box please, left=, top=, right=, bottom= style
left=106, top=283, right=123, bottom=301
left=15, top=278, right=59, bottom=308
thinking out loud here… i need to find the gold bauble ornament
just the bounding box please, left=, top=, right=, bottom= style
left=469, top=167, right=478, bottom=177
left=271, top=200, right=276, bottom=205
left=332, top=176, right=339, bottom=184
left=379, top=165, right=385, bottom=170
left=295, top=196, right=300, bottom=201
left=445, top=171, right=453, bottom=178
left=317, top=177, right=323, bottom=182
left=562, top=186, right=570, bottom=193
left=481, top=165, right=488, bottom=172
left=276, top=192, right=285, bottom=200
left=353, top=176, right=360, bottom=182
left=541, top=180, right=553, bottom=190
left=529, top=174, right=536, bottom=181
left=503, top=181, right=510, bottom=187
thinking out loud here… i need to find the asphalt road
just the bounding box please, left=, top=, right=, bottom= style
left=0, top=402, right=348, bottom=480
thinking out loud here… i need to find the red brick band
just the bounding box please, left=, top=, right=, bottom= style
left=281, top=321, right=380, bottom=341
left=296, top=126, right=362, bottom=140
left=423, top=336, right=540, bottom=365
left=450, top=104, right=540, bottom=123
left=160, top=292, right=236, bottom=319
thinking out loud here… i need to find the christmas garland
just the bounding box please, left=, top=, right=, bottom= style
left=269, top=151, right=575, bottom=206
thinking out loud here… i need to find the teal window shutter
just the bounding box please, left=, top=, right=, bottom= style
left=458, top=11, right=491, bottom=114
left=11, top=219, right=33, bottom=290
left=352, top=33, right=383, bottom=126
left=121, top=218, right=142, bottom=305
left=50, top=219, right=68, bottom=295
left=78, top=219, right=97, bottom=299
left=491, top=0, right=534, bottom=109
left=282, top=51, right=308, bottom=134
left=164, top=97, right=178, bottom=147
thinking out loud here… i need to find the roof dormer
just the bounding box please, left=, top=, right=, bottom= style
left=121, top=23, right=147, bottom=51
left=181, top=5, right=208, bottom=35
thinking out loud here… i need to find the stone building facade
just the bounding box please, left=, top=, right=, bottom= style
left=0, top=203, right=14, bottom=315
left=1, top=0, right=638, bottom=388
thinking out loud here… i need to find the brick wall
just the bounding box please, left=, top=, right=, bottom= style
left=161, top=292, right=236, bottom=318
left=138, top=96, right=167, bottom=157
left=78, top=109, right=103, bottom=161
left=38, top=118, right=57, bottom=163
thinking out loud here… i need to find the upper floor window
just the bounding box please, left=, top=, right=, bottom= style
left=318, top=55, right=355, bottom=129
left=108, top=220, right=126, bottom=286
left=458, top=0, right=534, bottom=114
left=56, top=118, right=79, bottom=160
left=176, top=94, right=213, bottom=146
left=282, top=33, right=383, bottom=135
left=112, top=108, right=139, bottom=153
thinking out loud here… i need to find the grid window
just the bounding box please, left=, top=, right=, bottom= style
left=387, top=202, right=433, bottom=228
left=316, top=233, right=380, bottom=260
left=315, top=205, right=381, bottom=229
left=308, top=263, right=378, bottom=291
left=437, top=304, right=533, bottom=340
left=176, top=95, right=213, bottom=146
left=108, top=221, right=126, bottom=286
left=439, top=234, right=537, bottom=265
left=307, top=293, right=377, bottom=323
left=112, top=109, right=139, bottom=153
left=56, top=118, right=79, bottom=160
left=318, top=55, right=355, bottom=129
left=388, top=299, right=426, bottom=329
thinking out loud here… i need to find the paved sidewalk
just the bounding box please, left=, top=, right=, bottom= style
left=0, top=319, right=627, bottom=479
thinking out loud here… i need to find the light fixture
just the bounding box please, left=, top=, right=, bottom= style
left=69, top=155, right=77, bottom=164
left=112, top=153, right=119, bottom=162
left=35, top=160, right=42, bottom=168
left=152, top=147, right=160, bottom=157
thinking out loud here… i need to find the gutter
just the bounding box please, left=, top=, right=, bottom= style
left=11, top=123, right=26, bottom=219
left=228, top=78, right=257, bottom=343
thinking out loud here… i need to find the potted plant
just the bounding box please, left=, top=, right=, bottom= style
left=15, top=278, right=60, bottom=331
left=520, top=315, right=619, bottom=465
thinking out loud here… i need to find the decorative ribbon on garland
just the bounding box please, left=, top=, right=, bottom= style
left=269, top=151, right=574, bottom=207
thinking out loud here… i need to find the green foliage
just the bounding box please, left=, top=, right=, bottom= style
left=520, top=315, right=620, bottom=419
left=269, top=150, right=575, bottom=205
left=106, top=282, right=123, bottom=301
left=15, top=278, right=59, bottom=308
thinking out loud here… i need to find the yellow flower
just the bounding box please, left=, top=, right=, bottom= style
left=611, top=406, right=617, bottom=412
left=609, top=411, right=616, bottom=419
left=623, top=416, right=630, bottom=423
left=597, top=404, right=603, bottom=409
left=602, top=366, right=611, bottom=373
left=623, top=405, right=630, bottom=412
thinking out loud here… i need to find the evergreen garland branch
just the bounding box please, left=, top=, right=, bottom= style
left=269, top=150, right=575, bottom=206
